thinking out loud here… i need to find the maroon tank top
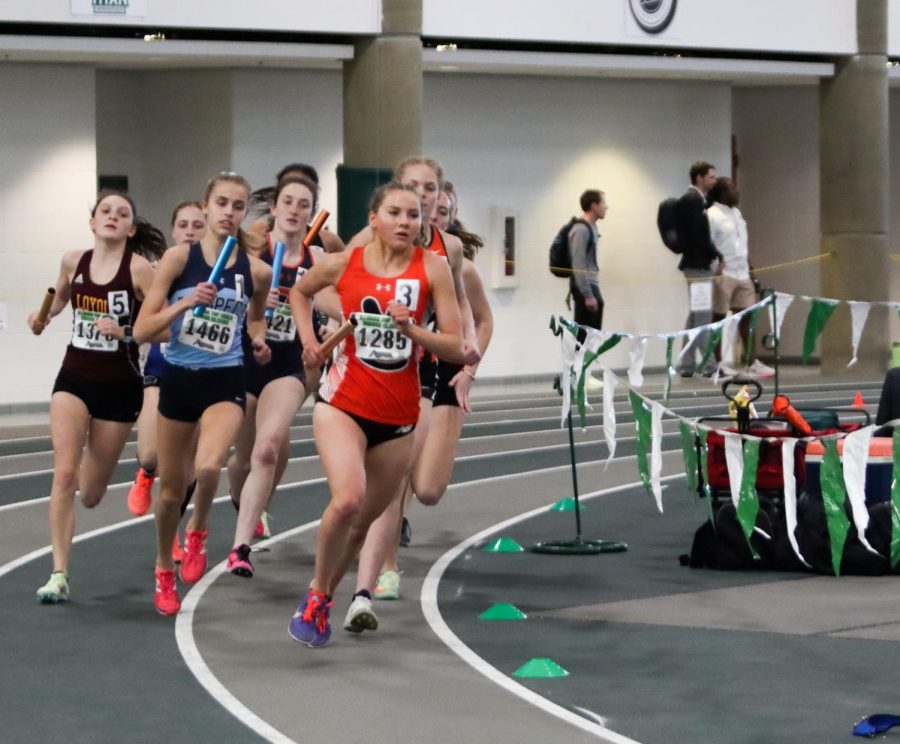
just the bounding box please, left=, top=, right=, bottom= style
left=61, top=248, right=141, bottom=381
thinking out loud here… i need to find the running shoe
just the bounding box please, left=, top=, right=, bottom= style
left=399, top=516, right=412, bottom=548
left=179, top=528, right=208, bottom=584
left=747, top=359, right=776, bottom=379
left=154, top=567, right=181, bottom=616
left=343, top=592, right=378, bottom=633
left=373, top=570, right=401, bottom=600
left=288, top=588, right=333, bottom=648
left=36, top=571, right=69, bottom=604
left=227, top=543, right=254, bottom=578
left=171, top=531, right=184, bottom=564
left=255, top=511, right=272, bottom=539
left=127, top=467, right=155, bottom=516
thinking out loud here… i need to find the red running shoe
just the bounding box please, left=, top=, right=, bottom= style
left=179, top=528, right=208, bottom=584
left=127, top=468, right=155, bottom=516
left=171, top=531, right=184, bottom=564
left=154, top=567, right=180, bottom=616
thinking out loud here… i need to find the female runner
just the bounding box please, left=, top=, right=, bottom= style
left=286, top=182, right=464, bottom=647
left=347, top=159, right=481, bottom=619
left=28, top=192, right=163, bottom=603
left=247, top=162, right=345, bottom=253
left=127, top=201, right=207, bottom=565
left=134, top=172, right=273, bottom=615
left=225, top=174, right=340, bottom=576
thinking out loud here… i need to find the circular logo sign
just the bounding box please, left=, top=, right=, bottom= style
left=628, top=0, right=677, bottom=34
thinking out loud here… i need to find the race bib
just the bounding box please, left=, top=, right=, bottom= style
left=353, top=313, right=412, bottom=363
left=266, top=301, right=296, bottom=343
left=177, top=309, right=237, bottom=355
left=72, top=309, right=117, bottom=352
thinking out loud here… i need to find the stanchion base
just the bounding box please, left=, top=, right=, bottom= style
left=531, top=539, right=628, bottom=555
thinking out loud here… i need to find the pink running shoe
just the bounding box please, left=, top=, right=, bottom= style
left=179, top=528, right=208, bottom=584
left=154, top=567, right=180, bottom=616
left=127, top=468, right=155, bottom=516
left=227, top=544, right=254, bottom=578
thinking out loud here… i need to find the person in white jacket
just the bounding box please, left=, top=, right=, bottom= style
left=707, top=177, right=773, bottom=378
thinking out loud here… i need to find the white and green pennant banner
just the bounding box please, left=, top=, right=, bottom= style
left=556, top=316, right=900, bottom=572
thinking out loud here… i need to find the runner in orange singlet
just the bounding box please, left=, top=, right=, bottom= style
left=286, top=182, right=464, bottom=648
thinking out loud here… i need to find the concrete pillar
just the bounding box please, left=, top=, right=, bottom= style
left=819, top=0, right=889, bottom=374
left=338, top=0, right=423, bottom=238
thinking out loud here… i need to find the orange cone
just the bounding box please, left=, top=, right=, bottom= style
left=852, top=391, right=864, bottom=407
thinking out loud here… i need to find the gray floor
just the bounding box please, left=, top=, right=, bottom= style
left=0, top=369, right=893, bottom=743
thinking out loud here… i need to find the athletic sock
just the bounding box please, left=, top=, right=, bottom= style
left=353, top=589, right=372, bottom=600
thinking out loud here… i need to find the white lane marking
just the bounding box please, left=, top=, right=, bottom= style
left=175, top=522, right=320, bottom=744
left=420, top=474, right=682, bottom=744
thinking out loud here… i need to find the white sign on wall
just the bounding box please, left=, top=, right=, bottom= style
left=71, top=0, right=148, bottom=17
left=423, top=0, right=856, bottom=56
left=3, top=1, right=379, bottom=34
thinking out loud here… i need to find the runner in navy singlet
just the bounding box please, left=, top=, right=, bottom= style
left=127, top=200, right=207, bottom=566
left=225, top=175, right=341, bottom=578
left=134, top=172, right=274, bottom=616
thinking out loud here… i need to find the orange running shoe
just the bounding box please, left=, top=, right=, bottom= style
left=127, top=467, right=155, bottom=516
left=154, top=567, right=180, bottom=616
left=179, top=528, right=208, bottom=584
left=171, top=531, right=184, bottom=564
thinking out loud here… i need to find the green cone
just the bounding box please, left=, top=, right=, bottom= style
left=550, top=497, right=583, bottom=512
left=512, top=658, right=569, bottom=679
left=479, top=603, right=527, bottom=621
left=483, top=537, right=524, bottom=553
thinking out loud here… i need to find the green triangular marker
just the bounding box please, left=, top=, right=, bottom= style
left=483, top=537, right=524, bottom=553
left=479, top=603, right=527, bottom=621
left=550, top=497, right=583, bottom=512
left=512, top=657, right=569, bottom=679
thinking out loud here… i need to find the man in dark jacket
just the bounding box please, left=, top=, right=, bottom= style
left=675, top=160, right=723, bottom=376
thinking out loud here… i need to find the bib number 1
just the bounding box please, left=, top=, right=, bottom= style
left=72, top=309, right=117, bottom=352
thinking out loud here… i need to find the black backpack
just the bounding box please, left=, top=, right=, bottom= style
left=657, top=197, right=682, bottom=254
left=549, top=218, right=587, bottom=278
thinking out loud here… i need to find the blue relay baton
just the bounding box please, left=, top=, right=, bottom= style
left=265, top=240, right=286, bottom=320
left=193, top=235, right=237, bottom=318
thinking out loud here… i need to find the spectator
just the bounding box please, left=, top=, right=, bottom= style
left=675, top=161, right=722, bottom=377
left=707, top=177, right=774, bottom=378
left=569, top=189, right=607, bottom=332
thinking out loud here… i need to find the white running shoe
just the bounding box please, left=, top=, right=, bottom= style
left=747, top=359, right=776, bottom=378
left=343, top=594, right=379, bottom=633
left=36, top=572, right=69, bottom=604
left=373, top=569, right=401, bottom=600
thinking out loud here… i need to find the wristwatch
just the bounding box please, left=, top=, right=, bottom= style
left=122, top=325, right=134, bottom=343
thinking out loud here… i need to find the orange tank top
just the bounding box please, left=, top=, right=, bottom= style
left=321, top=245, right=431, bottom=426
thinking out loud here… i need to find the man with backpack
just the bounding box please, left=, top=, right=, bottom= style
left=565, top=189, right=607, bottom=333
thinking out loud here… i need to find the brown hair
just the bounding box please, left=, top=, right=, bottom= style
left=203, top=172, right=256, bottom=253
left=91, top=190, right=167, bottom=262
left=170, top=200, right=203, bottom=227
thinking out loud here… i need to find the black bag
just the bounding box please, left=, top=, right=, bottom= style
left=549, top=218, right=583, bottom=278
left=657, top=197, right=682, bottom=254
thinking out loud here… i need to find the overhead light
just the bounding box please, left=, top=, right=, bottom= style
left=436, top=43, right=458, bottom=53
left=143, top=33, right=166, bottom=42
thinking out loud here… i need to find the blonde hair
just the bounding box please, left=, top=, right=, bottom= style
left=394, top=156, right=444, bottom=187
